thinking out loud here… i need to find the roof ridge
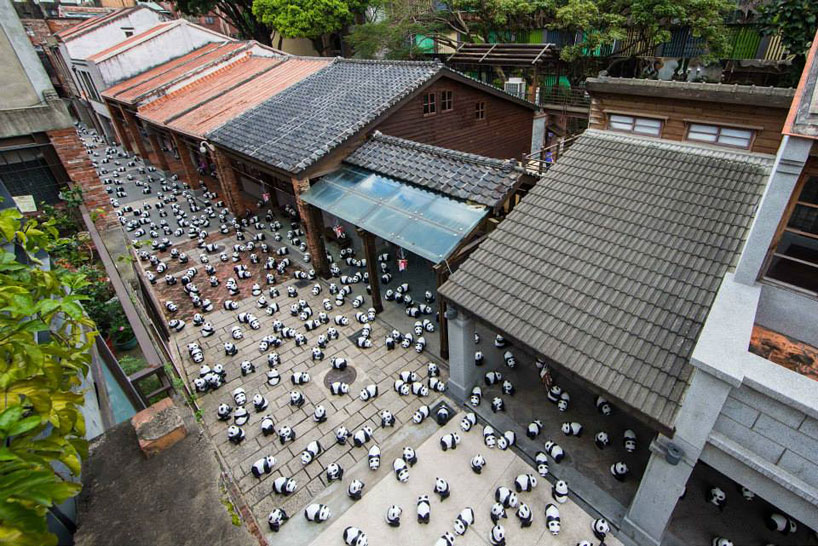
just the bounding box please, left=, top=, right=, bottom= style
left=370, top=131, right=516, bottom=171
left=441, top=66, right=538, bottom=108
left=336, top=58, right=442, bottom=67
left=583, top=129, right=774, bottom=168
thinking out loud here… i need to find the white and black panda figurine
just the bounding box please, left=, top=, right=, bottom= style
left=707, top=486, right=727, bottom=511
left=453, top=507, right=475, bottom=535
left=301, top=440, right=322, bottom=465
left=561, top=421, right=583, bottom=437
left=401, top=446, right=418, bottom=466
left=594, top=431, right=610, bottom=449
left=368, top=445, right=381, bottom=470
left=266, top=369, right=281, bottom=386
left=740, top=486, right=755, bottom=501
left=557, top=392, right=570, bottom=412
left=251, top=455, right=276, bottom=478
left=591, top=517, right=611, bottom=541
left=461, top=412, right=477, bottom=432
left=429, top=377, right=446, bottom=393
left=385, top=505, right=402, bottom=527
left=624, top=429, right=637, bottom=453
left=499, top=430, right=516, bottom=450
left=217, top=403, right=232, bottom=421
left=545, top=504, right=561, bottom=536
left=335, top=426, right=350, bottom=445
left=290, top=391, right=305, bottom=407
left=435, top=532, right=455, bottom=546
left=268, top=508, right=288, bottom=532
left=353, top=426, right=373, bottom=448
left=503, top=350, right=515, bottom=368
left=417, top=495, right=431, bottom=524
left=240, top=360, right=256, bottom=376
left=514, top=473, right=538, bottom=493
left=711, top=538, right=733, bottom=546
left=595, top=395, right=613, bottom=415
left=359, top=384, right=378, bottom=401
left=491, top=397, right=505, bottom=413
left=380, top=409, right=395, bottom=427
left=475, top=351, right=484, bottom=366
left=428, top=362, right=440, bottom=377
left=440, top=432, right=460, bottom=451
left=347, top=479, right=364, bottom=500
left=304, top=503, right=331, bottom=523
left=233, top=407, right=249, bottom=426
left=260, top=415, right=274, bottom=436
left=308, top=405, right=326, bottom=424
left=412, top=405, right=430, bottom=424
left=610, top=461, right=629, bottom=481
left=552, top=480, right=569, bottom=503
left=224, top=342, right=238, bottom=356
left=490, top=503, right=507, bottom=524
left=516, top=503, right=533, bottom=528
left=767, top=512, right=797, bottom=534
left=544, top=440, right=565, bottom=463
left=342, top=527, right=368, bottom=546
left=489, top=523, right=506, bottom=546
left=433, top=477, right=450, bottom=500
left=311, top=347, right=324, bottom=361
left=470, top=386, right=482, bottom=407
left=495, top=486, right=518, bottom=508
left=535, top=451, right=549, bottom=477
left=323, top=462, right=343, bottom=482
left=292, top=371, right=310, bottom=385
left=500, top=380, right=514, bottom=396
left=329, top=381, right=349, bottom=396
left=547, top=385, right=562, bottom=404
left=393, top=458, right=409, bottom=483
left=227, top=425, right=244, bottom=444
left=253, top=394, right=269, bottom=412
left=330, top=356, right=347, bottom=370
left=484, top=371, right=502, bottom=386
left=434, top=406, right=450, bottom=426
left=272, top=476, right=297, bottom=496
left=483, top=426, right=497, bottom=449
left=278, top=425, right=295, bottom=445
left=527, top=420, right=543, bottom=439
left=232, top=387, right=246, bottom=406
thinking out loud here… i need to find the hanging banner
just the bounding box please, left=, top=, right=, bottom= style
left=333, top=224, right=345, bottom=239
left=398, top=258, right=408, bottom=271
left=262, top=192, right=271, bottom=203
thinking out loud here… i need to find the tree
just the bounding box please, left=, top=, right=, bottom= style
left=0, top=207, right=96, bottom=546
left=759, top=0, right=818, bottom=77
left=171, top=0, right=274, bottom=45
left=252, top=0, right=369, bottom=54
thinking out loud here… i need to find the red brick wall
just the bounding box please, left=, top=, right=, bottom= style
left=47, top=129, right=117, bottom=229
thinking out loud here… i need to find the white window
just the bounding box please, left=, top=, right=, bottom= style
left=608, top=114, right=662, bottom=137
left=687, top=123, right=754, bottom=149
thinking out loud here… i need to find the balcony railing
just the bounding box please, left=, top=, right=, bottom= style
left=537, top=87, right=591, bottom=110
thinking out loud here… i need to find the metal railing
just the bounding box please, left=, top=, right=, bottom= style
left=523, top=134, right=582, bottom=176
left=537, top=87, right=591, bottom=110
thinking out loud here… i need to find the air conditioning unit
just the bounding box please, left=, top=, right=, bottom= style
left=504, top=77, right=526, bottom=99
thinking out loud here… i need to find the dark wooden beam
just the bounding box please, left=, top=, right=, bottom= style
left=357, top=228, right=382, bottom=313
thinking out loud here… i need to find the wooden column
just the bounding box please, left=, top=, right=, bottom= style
left=106, top=102, right=132, bottom=153
left=436, top=266, right=450, bottom=359
left=213, top=149, right=243, bottom=214
left=292, top=177, right=329, bottom=278
left=147, top=132, right=169, bottom=171
left=357, top=228, right=382, bottom=313
left=171, top=133, right=200, bottom=189
left=118, top=105, right=149, bottom=159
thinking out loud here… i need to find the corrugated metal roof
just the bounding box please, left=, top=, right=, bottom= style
left=439, top=129, right=772, bottom=430
left=101, top=42, right=244, bottom=104
left=85, top=21, right=175, bottom=62
left=137, top=55, right=282, bottom=127
left=168, top=57, right=330, bottom=138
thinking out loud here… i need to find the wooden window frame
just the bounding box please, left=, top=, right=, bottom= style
left=475, top=101, right=486, bottom=120
left=422, top=92, right=437, bottom=116
left=606, top=113, right=663, bottom=137
left=441, top=90, right=453, bottom=112
left=685, top=122, right=755, bottom=150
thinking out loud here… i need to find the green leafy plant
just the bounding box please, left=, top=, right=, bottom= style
left=106, top=302, right=134, bottom=344
left=0, top=207, right=95, bottom=545
left=171, top=0, right=275, bottom=44
left=759, top=0, right=817, bottom=81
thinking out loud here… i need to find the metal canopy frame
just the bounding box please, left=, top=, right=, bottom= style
left=447, top=43, right=558, bottom=66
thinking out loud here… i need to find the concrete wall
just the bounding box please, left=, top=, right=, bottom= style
left=62, top=7, right=163, bottom=60
left=756, top=283, right=818, bottom=347
left=0, top=0, right=54, bottom=108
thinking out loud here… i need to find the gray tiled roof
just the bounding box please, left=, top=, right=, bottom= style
left=207, top=59, right=443, bottom=174
left=344, top=132, right=523, bottom=208
left=439, top=129, right=772, bottom=429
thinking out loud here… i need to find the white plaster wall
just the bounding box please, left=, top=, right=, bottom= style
left=64, top=8, right=163, bottom=60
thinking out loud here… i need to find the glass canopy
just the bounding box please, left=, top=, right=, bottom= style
left=301, top=166, right=488, bottom=263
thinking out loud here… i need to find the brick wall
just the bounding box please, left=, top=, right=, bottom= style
left=713, top=385, right=818, bottom=489
left=47, top=128, right=117, bottom=229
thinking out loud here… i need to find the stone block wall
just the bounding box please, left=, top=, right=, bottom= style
left=47, top=128, right=117, bottom=229
left=713, top=385, right=818, bottom=489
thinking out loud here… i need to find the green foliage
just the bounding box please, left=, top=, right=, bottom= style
left=253, top=0, right=367, bottom=49
left=759, top=0, right=817, bottom=64
left=106, top=301, right=134, bottom=344
left=0, top=207, right=94, bottom=546
left=171, top=0, right=275, bottom=44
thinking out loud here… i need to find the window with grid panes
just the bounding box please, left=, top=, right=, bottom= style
left=441, top=90, right=453, bottom=111
left=422, top=92, right=436, bottom=115
left=686, top=123, right=754, bottom=149
left=475, top=101, right=485, bottom=120
left=607, top=114, right=662, bottom=136
left=764, top=175, right=818, bottom=294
